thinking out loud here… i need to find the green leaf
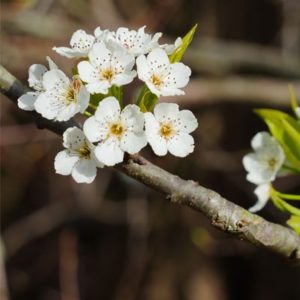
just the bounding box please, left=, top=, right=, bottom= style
left=271, top=194, right=300, bottom=216
left=90, top=93, right=107, bottom=107
left=169, top=24, right=197, bottom=63
left=136, top=84, right=158, bottom=112
left=89, top=86, right=123, bottom=109
left=287, top=215, right=300, bottom=235
left=255, top=109, right=300, bottom=171
left=289, top=85, right=298, bottom=113
left=273, top=190, right=300, bottom=201
left=108, top=85, right=123, bottom=105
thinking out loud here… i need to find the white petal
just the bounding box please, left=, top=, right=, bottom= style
left=94, top=26, right=103, bottom=37
left=243, top=153, right=261, bottom=173
left=166, top=63, right=191, bottom=88
left=83, top=116, right=108, bottom=143
left=76, top=86, right=90, bottom=113
left=251, top=131, right=273, bottom=150
left=63, top=127, right=86, bottom=150
left=34, top=92, right=61, bottom=120
left=86, top=82, right=110, bottom=94
left=175, top=110, right=198, bottom=133
left=46, top=56, right=58, bottom=70
left=136, top=55, right=149, bottom=81
left=77, top=61, right=97, bottom=84
left=121, top=132, right=147, bottom=154
left=72, top=159, right=97, bottom=184
left=121, top=104, right=144, bottom=132
left=243, top=154, right=272, bottom=184
left=42, top=69, right=69, bottom=90
left=18, top=92, right=37, bottom=111
left=144, top=112, right=168, bottom=156
left=154, top=103, right=179, bottom=122
left=94, top=139, right=124, bottom=166
left=54, top=150, right=79, bottom=175
left=249, top=184, right=271, bottom=212
left=112, top=50, right=135, bottom=71
left=246, top=170, right=275, bottom=185
left=147, top=48, right=169, bottom=68
left=158, top=87, right=185, bottom=97
left=95, top=97, right=120, bottom=121
left=28, top=64, right=47, bottom=90
left=112, top=72, right=136, bottom=86
left=167, top=133, right=195, bottom=157
left=53, top=47, right=83, bottom=58
left=56, top=103, right=80, bottom=122
left=88, top=42, right=111, bottom=67
left=70, top=29, right=95, bottom=54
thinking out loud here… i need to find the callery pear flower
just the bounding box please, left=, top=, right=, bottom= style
left=55, top=127, right=102, bottom=183
left=34, top=69, right=89, bottom=121
left=53, top=29, right=95, bottom=58
left=249, top=183, right=271, bottom=213
left=144, top=103, right=198, bottom=157
left=108, top=26, right=162, bottom=56
left=160, top=37, right=182, bottom=55
left=83, top=97, right=147, bottom=166
left=78, top=41, right=136, bottom=94
left=136, top=48, right=191, bottom=97
left=18, top=57, right=57, bottom=111
left=243, top=132, right=285, bottom=185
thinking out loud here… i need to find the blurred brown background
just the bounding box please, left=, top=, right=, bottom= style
left=1, top=0, right=300, bottom=299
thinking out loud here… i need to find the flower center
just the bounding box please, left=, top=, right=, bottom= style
left=77, top=144, right=91, bottom=159
left=65, top=77, right=82, bottom=104
left=109, top=123, right=124, bottom=137
left=151, top=74, right=163, bottom=88
left=159, top=123, right=174, bottom=139
left=268, top=157, right=277, bottom=169
left=101, top=68, right=115, bottom=82
left=65, top=88, right=76, bottom=104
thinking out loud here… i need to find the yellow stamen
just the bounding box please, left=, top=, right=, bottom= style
left=151, top=74, right=163, bottom=87
left=109, top=123, right=124, bottom=137
left=101, top=69, right=114, bottom=82
left=160, top=123, right=174, bottom=138
left=77, top=144, right=91, bottom=159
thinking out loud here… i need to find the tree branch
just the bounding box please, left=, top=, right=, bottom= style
left=1, top=64, right=300, bottom=262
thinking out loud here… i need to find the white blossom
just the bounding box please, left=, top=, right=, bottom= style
left=53, top=29, right=95, bottom=58
left=18, top=57, right=57, bottom=111
left=77, top=41, right=136, bottom=94
left=136, top=48, right=191, bottom=97
left=144, top=103, right=198, bottom=157
left=249, top=183, right=271, bottom=213
left=243, top=132, right=285, bottom=185
left=108, top=26, right=162, bottom=56
left=34, top=69, right=89, bottom=121
left=83, top=97, right=147, bottom=166
left=55, top=127, right=102, bottom=183
left=160, top=37, right=182, bottom=55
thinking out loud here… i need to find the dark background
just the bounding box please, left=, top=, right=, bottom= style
left=1, top=0, right=300, bottom=299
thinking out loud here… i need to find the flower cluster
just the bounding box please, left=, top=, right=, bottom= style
left=18, top=26, right=198, bottom=183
